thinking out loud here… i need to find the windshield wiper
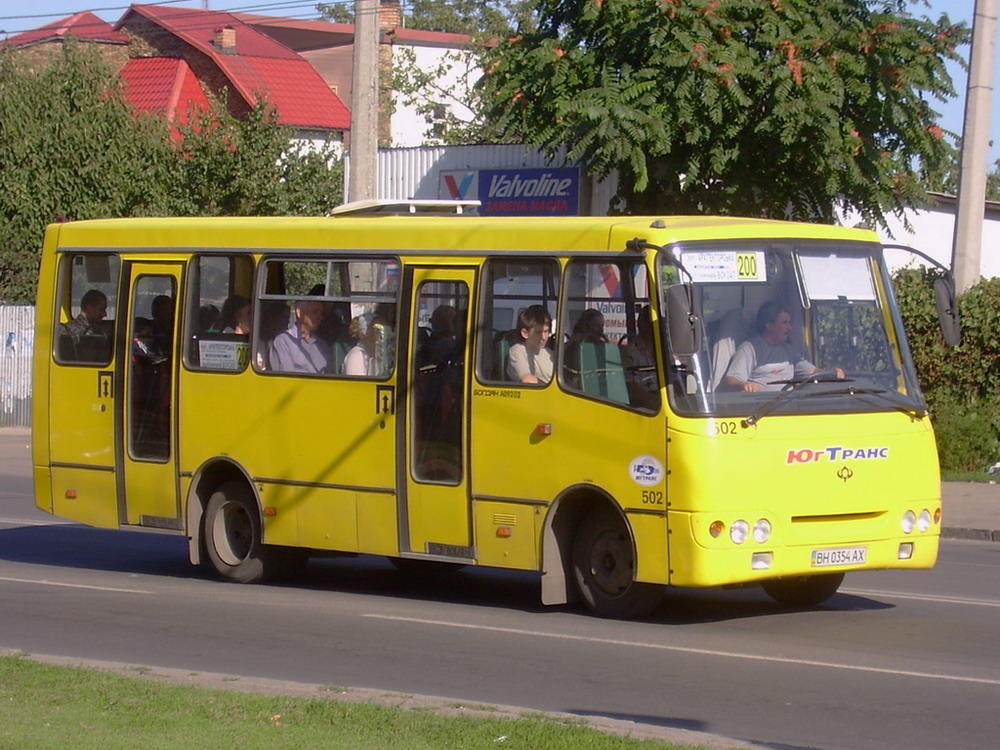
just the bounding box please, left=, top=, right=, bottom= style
left=741, top=373, right=852, bottom=427
left=814, top=386, right=927, bottom=420
left=742, top=375, right=926, bottom=427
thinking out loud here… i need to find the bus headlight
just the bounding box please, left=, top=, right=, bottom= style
left=917, top=509, right=931, bottom=532
left=901, top=510, right=916, bottom=534
left=753, top=519, right=772, bottom=543
left=730, top=520, right=749, bottom=544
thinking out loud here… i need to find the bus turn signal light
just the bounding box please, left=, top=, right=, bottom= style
left=497, top=527, right=512, bottom=537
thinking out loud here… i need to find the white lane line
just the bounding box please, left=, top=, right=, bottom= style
left=0, top=577, right=152, bottom=594
left=364, top=614, right=1000, bottom=687
left=843, top=588, right=1000, bottom=608
left=0, top=517, right=76, bottom=527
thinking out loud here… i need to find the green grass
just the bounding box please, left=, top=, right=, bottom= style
left=942, top=470, right=998, bottom=483
left=0, top=655, right=701, bottom=750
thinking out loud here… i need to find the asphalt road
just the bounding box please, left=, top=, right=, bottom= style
left=2, top=431, right=999, bottom=750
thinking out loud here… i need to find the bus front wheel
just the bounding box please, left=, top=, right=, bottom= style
left=204, top=482, right=268, bottom=584
left=571, top=506, right=663, bottom=619
left=761, top=572, right=845, bottom=606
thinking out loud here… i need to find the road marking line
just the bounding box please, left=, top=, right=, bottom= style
left=364, top=614, right=1000, bottom=687
left=0, top=577, right=152, bottom=594
left=0, top=517, right=76, bottom=527
left=843, top=588, right=1000, bottom=608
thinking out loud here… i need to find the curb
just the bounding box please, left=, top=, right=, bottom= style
left=941, top=527, right=1000, bottom=543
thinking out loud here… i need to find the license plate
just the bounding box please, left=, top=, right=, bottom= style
left=811, top=546, right=868, bottom=567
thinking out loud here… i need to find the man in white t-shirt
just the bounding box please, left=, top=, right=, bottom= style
left=725, top=301, right=842, bottom=392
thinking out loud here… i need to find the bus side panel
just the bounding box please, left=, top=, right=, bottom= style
left=471, top=386, right=669, bottom=580
left=50, top=466, right=119, bottom=528
left=474, top=500, right=540, bottom=569
left=261, top=484, right=358, bottom=552
left=628, top=511, right=670, bottom=585
left=356, top=492, right=399, bottom=556
left=178, top=370, right=395, bottom=554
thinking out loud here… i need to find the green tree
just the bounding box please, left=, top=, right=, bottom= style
left=0, top=42, right=343, bottom=304
left=0, top=42, right=177, bottom=302
left=481, top=0, right=968, bottom=224
left=316, top=2, right=355, bottom=23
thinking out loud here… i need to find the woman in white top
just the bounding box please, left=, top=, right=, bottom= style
left=342, top=315, right=376, bottom=376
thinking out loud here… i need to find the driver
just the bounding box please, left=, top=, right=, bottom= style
left=724, top=301, right=843, bottom=392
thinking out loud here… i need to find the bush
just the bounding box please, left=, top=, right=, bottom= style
left=893, top=268, right=1000, bottom=472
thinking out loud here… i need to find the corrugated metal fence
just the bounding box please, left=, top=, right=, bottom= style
left=0, top=306, right=34, bottom=428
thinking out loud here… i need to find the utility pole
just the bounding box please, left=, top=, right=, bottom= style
left=951, top=0, right=997, bottom=293
left=349, top=0, right=379, bottom=202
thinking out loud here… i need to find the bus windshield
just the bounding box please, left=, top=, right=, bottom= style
left=659, top=241, right=926, bottom=419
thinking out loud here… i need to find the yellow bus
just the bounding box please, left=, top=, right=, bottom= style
left=32, top=203, right=952, bottom=618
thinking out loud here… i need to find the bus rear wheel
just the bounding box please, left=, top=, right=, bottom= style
left=203, top=481, right=310, bottom=583
left=571, top=506, right=663, bottom=619
left=761, top=572, right=845, bottom=606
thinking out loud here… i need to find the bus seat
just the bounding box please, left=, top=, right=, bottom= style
left=580, top=342, right=629, bottom=404
left=332, top=340, right=349, bottom=373
left=710, top=307, right=751, bottom=391
left=494, top=330, right=518, bottom=380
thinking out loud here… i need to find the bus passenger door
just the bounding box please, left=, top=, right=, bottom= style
left=400, top=268, right=475, bottom=559
left=117, top=263, right=182, bottom=529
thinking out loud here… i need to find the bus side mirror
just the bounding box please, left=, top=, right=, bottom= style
left=933, top=277, right=961, bottom=347
left=665, top=284, right=702, bottom=356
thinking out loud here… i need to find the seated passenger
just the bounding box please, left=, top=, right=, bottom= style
left=220, top=295, right=252, bottom=335
left=507, top=305, right=553, bottom=384
left=569, top=308, right=608, bottom=345
left=268, top=298, right=331, bottom=374
left=342, top=316, right=377, bottom=376
left=62, top=289, right=108, bottom=341
left=724, top=301, right=842, bottom=392
left=622, top=305, right=660, bottom=409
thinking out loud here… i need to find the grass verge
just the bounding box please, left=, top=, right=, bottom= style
left=0, top=655, right=704, bottom=750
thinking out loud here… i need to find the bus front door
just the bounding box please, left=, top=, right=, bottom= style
left=117, top=263, right=182, bottom=530
left=400, top=268, right=475, bottom=559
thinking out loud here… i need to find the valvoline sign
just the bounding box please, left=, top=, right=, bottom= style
left=440, top=167, right=580, bottom=216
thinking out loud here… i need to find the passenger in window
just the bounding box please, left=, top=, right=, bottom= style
left=268, top=298, right=331, bottom=374
left=256, top=301, right=290, bottom=370
left=569, top=309, right=608, bottom=345
left=724, top=301, right=843, bottom=392
left=421, top=305, right=459, bottom=366
left=63, top=289, right=108, bottom=340
left=622, top=305, right=661, bottom=409
left=507, top=305, right=553, bottom=384
left=220, top=295, right=252, bottom=335
left=199, top=304, right=221, bottom=332
left=342, top=315, right=377, bottom=376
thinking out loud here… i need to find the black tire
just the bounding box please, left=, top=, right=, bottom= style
left=203, top=481, right=268, bottom=584
left=571, top=506, right=664, bottom=619
left=761, top=572, right=845, bottom=606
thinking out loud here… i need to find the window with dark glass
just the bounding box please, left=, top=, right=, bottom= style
left=54, top=253, right=121, bottom=366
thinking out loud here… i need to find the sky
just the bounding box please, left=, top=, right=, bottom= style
left=2, top=0, right=998, bottom=162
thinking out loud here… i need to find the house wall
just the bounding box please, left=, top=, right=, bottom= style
left=388, top=43, right=476, bottom=147
left=840, top=197, right=1000, bottom=279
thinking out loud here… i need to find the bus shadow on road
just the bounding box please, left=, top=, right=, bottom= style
left=0, top=524, right=197, bottom=579
left=0, top=524, right=895, bottom=621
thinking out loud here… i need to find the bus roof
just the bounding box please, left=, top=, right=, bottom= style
left=47, top=214, right=880, bottom=253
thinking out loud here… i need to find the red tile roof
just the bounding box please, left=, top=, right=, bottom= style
left=119, top=57, right=210, bottom=126
left=120, top=5, right=350, bottom=131
left=2, top=11, right=128, bottom=49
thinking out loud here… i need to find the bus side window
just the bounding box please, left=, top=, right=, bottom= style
left=184, top=255, right=254, bottom=372
left=478, top=258, right=560, bottom=385
left=54, top=253, right=121, bottom=366
left=255, top=257, right=399, bottom=377
left=560, top=260, right=659, bottom=410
